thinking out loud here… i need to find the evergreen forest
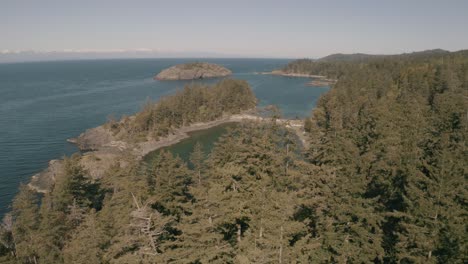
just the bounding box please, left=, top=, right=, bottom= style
left=1, top=50, right=466, bottom=263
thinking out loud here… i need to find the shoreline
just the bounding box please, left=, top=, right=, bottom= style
left=28, top=110, right=306, bottom=193
left=305, top=79, right=337, bottom=86
left=28, top=111, right=282, bottom=193
left=255, top=70, right=336, bottom=86
left=133, top=113, right=265, bottom=159
left=255, top=71, right=326, bottom=78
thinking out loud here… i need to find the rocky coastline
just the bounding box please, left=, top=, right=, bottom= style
left=305, top=78, right=337, bottom=86
left=28, top=111, right=258, bottom=192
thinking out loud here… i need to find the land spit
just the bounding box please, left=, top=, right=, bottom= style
left=255, top=70, right=337, bottom=86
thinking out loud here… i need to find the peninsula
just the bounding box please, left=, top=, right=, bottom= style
left=154, top=62, right=232, bottom=80
left=29, top=79, right=258, bottom=192
left=28, top=77, right=307, bottom=193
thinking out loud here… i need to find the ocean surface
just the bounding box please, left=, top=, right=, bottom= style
left=0, top=58, right=329, bottom=217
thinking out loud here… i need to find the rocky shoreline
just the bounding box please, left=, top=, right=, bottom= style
left=269, top=70, right=327, bottom=78
left=28, top=112, right=306, bottom=193
left=305, top=78, right=337, bottom=86
left=28, top=111, right=267, bottom=193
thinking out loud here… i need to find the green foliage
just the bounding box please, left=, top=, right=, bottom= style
left=148, top=150, right=193, bottom=217
left=113, top=79, right=257, bottom=141
left=190, top=141, right=205, bottom=185
left=63, top=210, right=109, bottom=264
left=11, top=184, right=40, bottom=264
left=304, top=49, right=468, bottom=263
left=0, top=214, right=15, bottom=261
left=53, top=154, right=104, bottom=213
left=7, top=51, right=467, bottom=263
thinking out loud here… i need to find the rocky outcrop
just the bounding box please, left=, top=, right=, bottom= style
left=154, top=62, right=232, bottom=80
left=67, top=126, right=116, bottom=151
left=28, top=159, right=63, bottom=193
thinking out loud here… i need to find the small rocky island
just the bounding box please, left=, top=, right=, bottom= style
left=154, top=62, right=232, bottom=80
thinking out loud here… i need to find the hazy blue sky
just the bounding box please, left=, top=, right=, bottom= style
left=1, top=0, right=468, bottom=58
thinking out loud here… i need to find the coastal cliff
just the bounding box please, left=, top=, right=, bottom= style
left=154, top=62, right=232, bottom=80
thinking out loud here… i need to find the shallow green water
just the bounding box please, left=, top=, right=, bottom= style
left=143, top=123, right=237, bottom=167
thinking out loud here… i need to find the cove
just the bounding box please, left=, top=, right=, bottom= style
left=143, top=123, right=238, bottom=166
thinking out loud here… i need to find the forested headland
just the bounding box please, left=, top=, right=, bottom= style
left=107, top=78, right=257, bottom=142
left=1, top=50, right=467, bottom=263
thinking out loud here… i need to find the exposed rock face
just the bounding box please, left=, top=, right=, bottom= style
left=154, top=62, right=232, bottom=80
left=28, top=159, right=63, bottom=193
left=67, top=126, right=115, bottom=151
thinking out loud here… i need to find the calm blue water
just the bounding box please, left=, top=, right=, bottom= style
left=0, top=58, right=329, bottom=216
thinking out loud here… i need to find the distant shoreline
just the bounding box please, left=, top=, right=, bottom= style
left=255, top=70, right=336, bottom=86
left=255, top=70, right=326, bottom=78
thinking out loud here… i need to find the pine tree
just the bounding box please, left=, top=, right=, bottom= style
left=148, top=150, right=192, bottom=217
left=0, top=214, right=15, bottom=261
left=11, top=184, right=40, bottom=264
left=34, top=194, right=68, bottom=263
left=53, top=154, right=92, bottom=212
left=190, top=141, right=205, bottom=185
left=63, top=210, right=108, bottom=264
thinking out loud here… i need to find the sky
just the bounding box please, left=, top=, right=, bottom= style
left=1, top=0, right=468, bottom=60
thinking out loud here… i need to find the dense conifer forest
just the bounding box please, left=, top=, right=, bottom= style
left=1, top=50, right=466, bottom=263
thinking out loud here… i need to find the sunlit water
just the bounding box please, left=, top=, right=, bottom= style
left=0, top=58, right=329, bottom=216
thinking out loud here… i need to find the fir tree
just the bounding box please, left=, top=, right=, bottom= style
left=190, top=141, right=205, bottom=186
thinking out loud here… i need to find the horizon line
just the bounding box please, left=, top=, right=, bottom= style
left=0, top=56, right=303, bottom=65
left=1, top=48, right=467, bottom=64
